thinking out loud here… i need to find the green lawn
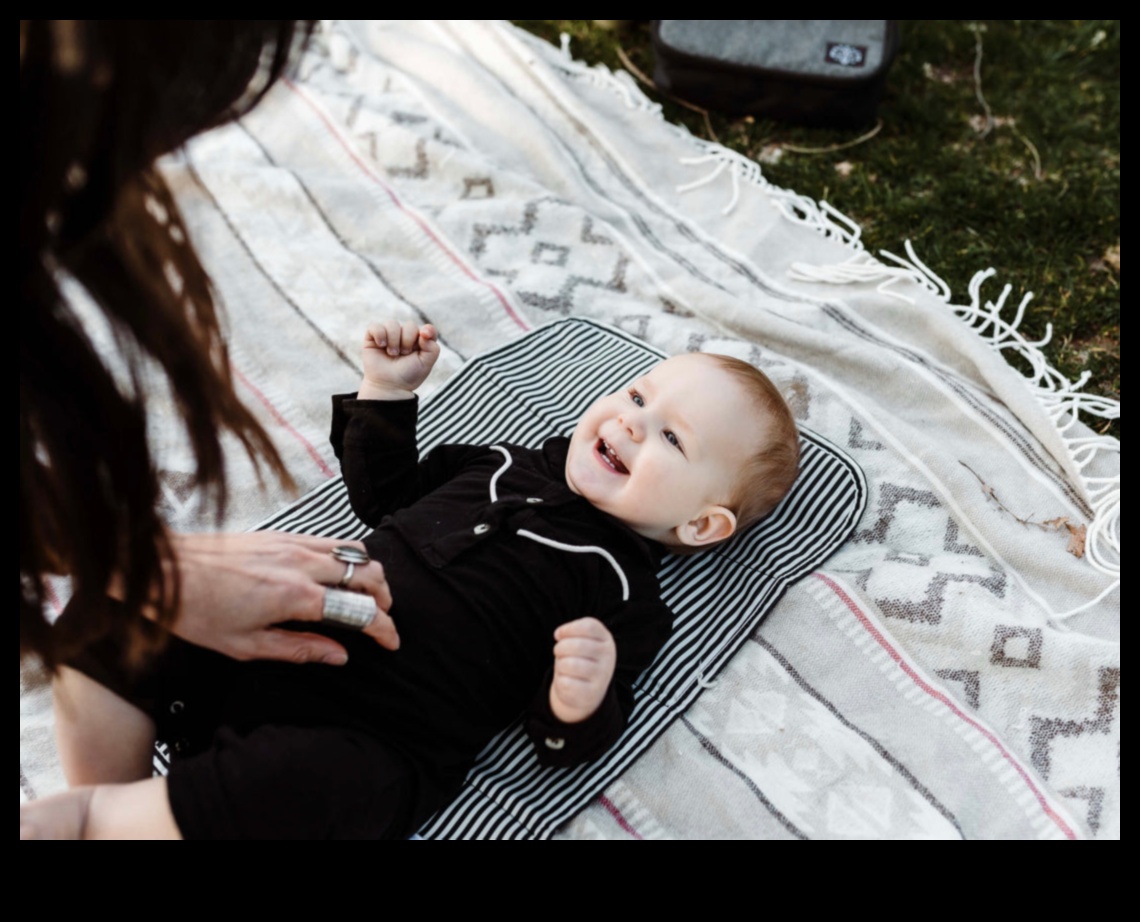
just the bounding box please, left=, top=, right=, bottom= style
left=513, top=21, right=1120, bottom=438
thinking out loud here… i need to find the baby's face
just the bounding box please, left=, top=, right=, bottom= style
left=565, top=353, right=764, bottom=546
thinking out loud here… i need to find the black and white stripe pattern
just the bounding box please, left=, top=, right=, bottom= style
left=258, top=318, right=867, bottom=838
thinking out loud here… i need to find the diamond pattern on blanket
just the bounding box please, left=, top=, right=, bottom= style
left=990, top=626, right=1044, bottom=669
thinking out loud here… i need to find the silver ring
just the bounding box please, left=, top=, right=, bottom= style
left=338, top=560, right=355, bottom=588
left=321, top=588, right=377, bottom=630
left=331, top=545, right=370, bottom=565
left=331, top=546, right=368, bottom=590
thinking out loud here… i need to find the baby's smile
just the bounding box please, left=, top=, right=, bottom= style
left=596, top=439, right=629, bottom=475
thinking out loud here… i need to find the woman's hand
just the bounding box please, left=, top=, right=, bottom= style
left=166, top=531, right=399, bottom=664
left=358, top=320, right=440, bottom=400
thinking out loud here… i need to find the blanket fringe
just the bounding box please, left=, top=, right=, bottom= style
left=557, top=32, right=1119, bottom=586
left=793, top=247, right=1120, bottom=582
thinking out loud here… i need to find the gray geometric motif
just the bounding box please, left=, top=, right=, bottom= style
left=345, top=95, right=365, bottom=130
left=580, top=216, right=612, bottom=245
left=885, top=550, right=932, bottom=567
left=516, top=256, right=630, bottom=316
left=158, top=470, right=199, bottom=521
left=853, top=483, right=941, bottom=545
left=658, top=297, right=694, bottom=318
left=990, top=625, right=1043, bottom=669
left=469, top=200, right=539, bottom=259
left=461, top=177, right=494, bottom=200
left=391, top=111, right=428, bottom=126
left=848, top=418, right=884, bottom=450
left=833, top=568, right=873, bottom=591
left=1058, top=786, right=1105, bottom=835
left=615, top=315, right=652, bottom=340
left=876, top=565, right=1006, bottom=625
left=935, top=669, right=981, bottom=709
left=943, top=518, right=984, bottom=556
left=386, top=137, right=429, bottom=179
left=1029, top=666, right=1120, bottom=780
left=356, top=131, right=382, bottom=162
left=485, top=268, right=519, bottom=285
left=469, top=201, right=630, bottom=316
left=531, top=242, right=569, bottom=267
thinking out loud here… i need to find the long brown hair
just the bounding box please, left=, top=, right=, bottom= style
left=21, top=21, right=314, bottom=668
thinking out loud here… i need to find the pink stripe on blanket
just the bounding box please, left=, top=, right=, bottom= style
left=813, top=572, right=1078, bottom=840
left=599, top=794, right=644, bottom=840
left=233, top=365, right=335, bottom=479
left=285, top=80, right=531, bottom=333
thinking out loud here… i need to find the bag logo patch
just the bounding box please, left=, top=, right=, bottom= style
left=825, top=42, right=867, bottom=67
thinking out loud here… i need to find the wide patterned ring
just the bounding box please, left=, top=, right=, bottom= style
left=321, top=587, right=377, bottom=630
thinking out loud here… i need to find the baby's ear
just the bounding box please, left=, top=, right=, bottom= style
left=675, top=506, right=737, bottom=548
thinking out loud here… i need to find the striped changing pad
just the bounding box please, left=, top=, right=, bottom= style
left=254, top=318, right=867, bottom=838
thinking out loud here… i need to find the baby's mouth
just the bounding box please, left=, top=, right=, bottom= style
left=596, top=439, right=629, bottom=475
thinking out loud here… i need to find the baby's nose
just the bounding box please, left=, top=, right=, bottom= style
left=619, top=413, right=644, bottom=440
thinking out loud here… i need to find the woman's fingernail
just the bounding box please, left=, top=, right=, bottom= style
left=322, top=651, right=349, bottom=666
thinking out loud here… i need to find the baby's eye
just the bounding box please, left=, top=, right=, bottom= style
left=629, top=390, right=645, bottom=407
left=664, top=430, right=683, bottom=451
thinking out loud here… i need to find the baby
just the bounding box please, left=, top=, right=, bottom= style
left=24, top=320, right=799, bottom=839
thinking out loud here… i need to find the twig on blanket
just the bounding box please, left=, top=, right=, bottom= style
left=615, top=42, right=720, bottom=143
left=959, top=461, right=1087, bottom=557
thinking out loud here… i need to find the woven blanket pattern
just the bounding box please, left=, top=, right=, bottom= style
left=21, top=20, right=1119, bottom=839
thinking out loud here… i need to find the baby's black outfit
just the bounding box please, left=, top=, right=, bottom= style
left=65, top=396, right=673, bottom=838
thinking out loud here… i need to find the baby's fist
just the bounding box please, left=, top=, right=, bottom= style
left=549, top=617, right=616, bottom=724
left=359, top=320, right=440, bottom=399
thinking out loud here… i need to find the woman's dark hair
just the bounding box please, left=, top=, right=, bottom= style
left=21, top=21, right=315, bottom=668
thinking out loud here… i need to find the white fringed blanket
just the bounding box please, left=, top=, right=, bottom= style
left=22, top=20, right=1119, bottom=839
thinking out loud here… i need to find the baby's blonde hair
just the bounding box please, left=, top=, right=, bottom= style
left=706, top=354, right=800, bottom=532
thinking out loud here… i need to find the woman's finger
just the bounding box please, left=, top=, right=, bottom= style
left=344, top=560, right=393, bottom=613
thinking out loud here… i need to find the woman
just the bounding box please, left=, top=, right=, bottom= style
left=20, top=21, right=397, bottom=675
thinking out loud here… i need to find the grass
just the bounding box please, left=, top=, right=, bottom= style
left=512, top=21, right=1120, bottom=439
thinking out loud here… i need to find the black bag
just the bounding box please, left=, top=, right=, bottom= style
left=651, top=20, right=899, bottom=128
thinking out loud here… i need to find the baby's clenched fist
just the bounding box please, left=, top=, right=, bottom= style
left=358, top=320, right=439, bottom=400
left=549, top=617, right=616, bottom=724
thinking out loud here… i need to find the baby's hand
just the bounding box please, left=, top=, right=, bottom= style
left=359, top=320, right=440, bottom=400
left=549, top=617, right=616, bottom=724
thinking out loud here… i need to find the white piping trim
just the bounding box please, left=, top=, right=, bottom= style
left=488, top=445, right=512, bottom=502
left=517, top=529, right=631, bottom=601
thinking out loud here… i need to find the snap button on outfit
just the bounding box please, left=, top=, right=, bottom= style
left=526, top=497, right=543, bottom=504
left=169, top=700, right=185, bottom=715
left=544, top=737, right=566, bottom=750
left=473, top=523, right=490, bottom=535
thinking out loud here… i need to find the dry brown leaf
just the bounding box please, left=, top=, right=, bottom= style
left=834, top=161, right=855, bottom=178
left=1064, top=522, right=1087, bottom=559
left=1103, top=244, right=1120, bottom=273
left=1041, top=516, right=1071, bottom=531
